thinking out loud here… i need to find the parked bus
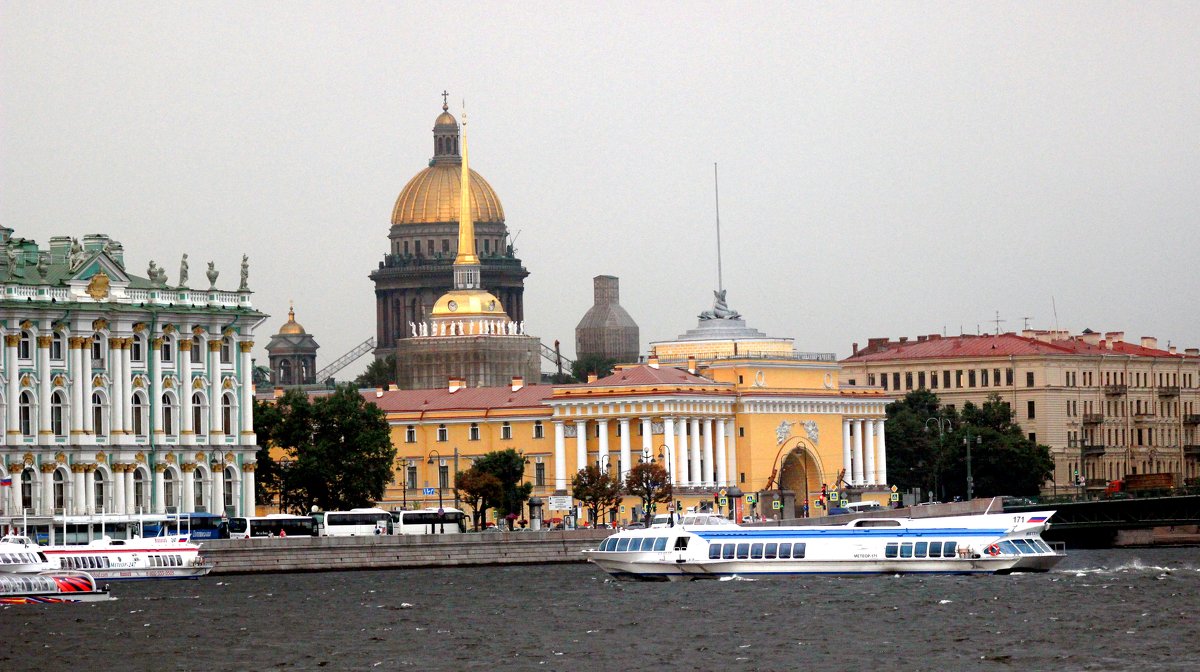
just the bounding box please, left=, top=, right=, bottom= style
left=390, top=508, right=467, bottom=535
left=317, top=508, right=392, bottom=536
left=228, top=514, right=316, bottom=539
left=152, top=512, right=229, bottom=540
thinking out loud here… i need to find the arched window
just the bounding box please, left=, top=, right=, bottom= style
left=162, top=393, right=176, bottom=436
left=192, top=392, right=207, bottom=436
left=50, top=391, right=66, bottom=437
left=50, top=332, right=65, bottom=361
left=133, top=469, right=146, bottom=513
left=21, top=470, right=34, bottom=512
left=94, top=471, right=106, bottom=513
left=132, top=392, right=148, bottom=437
left=221, top=393, right=235, bottom=435
left=19, top=390, right=34, bottom=436
left=53, top=469, right=66, bottom=511
left=279, top=360, right=292, bottom=385
left=223, top=466, right=236, bottom=513
left=220, top=337, right=232, bottom=364
left=131, top=334, right=145, bottom=363
left=18, top=331, right=32, bottom=360
left=92, top=392, right=108, bottom=437
left=193, top=468, right=205, bottom=511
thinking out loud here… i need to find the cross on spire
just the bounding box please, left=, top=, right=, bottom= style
left=441, top=90, right=449, bottom=111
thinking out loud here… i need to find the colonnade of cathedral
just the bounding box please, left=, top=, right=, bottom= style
left=552, top=414, right=738, bottom=492
left=842, top=418, right=888, bottom=486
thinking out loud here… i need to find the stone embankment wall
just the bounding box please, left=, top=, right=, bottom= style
left=201, top=529, right=610, bottom=575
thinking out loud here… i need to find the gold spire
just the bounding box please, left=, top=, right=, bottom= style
left=454, top=104, right=480, bottom=267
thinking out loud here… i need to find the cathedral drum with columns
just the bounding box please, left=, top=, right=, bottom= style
left=0, top=228, right=266, bottom=523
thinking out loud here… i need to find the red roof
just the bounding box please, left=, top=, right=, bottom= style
left=841, top=333, right=1189, bottom=363
left=591, top=364, right=719, bottom=387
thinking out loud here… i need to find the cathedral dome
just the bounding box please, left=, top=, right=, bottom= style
left=429, top=289, right=510, bottom=319
left=278, top=306, right=306, bottom=335
left=391, top=165, right=505, bottom=226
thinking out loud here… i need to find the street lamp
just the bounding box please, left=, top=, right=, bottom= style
left=656, top=444, right=675, bottom=525
left=924, top=417, right=953, bottom=504
left=426, top=449, right=444, bottom=512
left=963, top=432, right=981, bottom=501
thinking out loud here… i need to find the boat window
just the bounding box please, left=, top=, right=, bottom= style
left=853, top=519, right=901, bottom=527
left=598, top=538, right=611, bottom=552
left=653, top=537, right=668, bottom=552
left=793, top=543, right=806, bottom=558
left=1032, top=539, right=1052, bottom=553
left=736, top=543, right=750, bottom=559
left=750, top=543, right=763, bottom=559
left=674, top=537, right=690, bottom=551
left=780, top=543, right=794, bottom=559
left=998, top=541, right=1019, bottom=555
left=639, top=538, right=653, bottom=551
left=765, top=543, right=777, bottom=559
left=900, top=543, right=913, bottom=558
left=709, top=544, right=721, bottom=559
left=928, top=541, right=942, bottom=557
left=943, top=541, right=957, bottom=558
left=1013, top=539, right=1037, bottom=554
left=915, top=542, right=928, bottom=558
left=885, top=543, right=898, bottom=558
left=720, top=544, right=733, bottom=559
left=615, top=538, right=630, bottom=552
left=103, top=557, right=110, bottom=568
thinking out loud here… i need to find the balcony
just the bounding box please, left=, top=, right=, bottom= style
left=1185, top=414, right=1200, bottom=425
left=1082, top=413, right=1104, bottom=425
left=1103, top=384, right=1128, bottom=395
left=1158, top=385, right=1180, bottom=397
left=1082, top=444, right=1106, bottom=457
left=1133, top=412, right=1156, bottom=423
left=1185, top=445, right=1200, bottom=458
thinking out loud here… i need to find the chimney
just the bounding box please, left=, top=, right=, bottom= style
left=1185, top=348, right=1199, bottom=356
left=928, top=334, right=941, bottom=340
left=648, top=355, right=659, bottom=369
left=375, top=387, right=384, bottom=398
left=586, top=372, right=598, bottom=383
left=687, top=355, right=696, bottom=374
left=1081, top=332, right=1102, bottom=346
left=1140, top=336, right=1158, bottom=350
left=1104, top=331, right=1124, bottom=343
left=916, top=335, right=927, bottom=342
left=852, top=342, right=859, bottom=355
left=511, top=375, right=524, bottom=391
left=1169, top=346, right=1177, bottom=355
left=898, top=336, right=909, bottom=344
left=388, top=384, right=399, bottom=391
left=448, top=377, right=465, bottom=393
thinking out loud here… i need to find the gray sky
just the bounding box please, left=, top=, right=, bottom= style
left=4, top=2, right=1198, bottom=378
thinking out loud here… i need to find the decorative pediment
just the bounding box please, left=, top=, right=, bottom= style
left=222, top=377, right=234, bottom=390
left=72, top=253, right=131, bottom=285
left=52, top=375, right=65, bottom=387
left=134, top=451, right=146, bottom=464
left=192, top=377, right=205, bottom=390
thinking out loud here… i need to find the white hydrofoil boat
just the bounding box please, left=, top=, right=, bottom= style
left=583, top=511, right=1065, bottom=581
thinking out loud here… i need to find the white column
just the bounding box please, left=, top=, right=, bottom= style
left=618, top=418, right=632, bottom=481
left=702, top=418, right=715, bottom=487
left=876, top=420, right=888, bottom=485
left=37, top=337, right=52, bottom=439
left=124, top=467, right=136, bottom=514
left=239, top=341, right=255, bottom=446
left=715, top=418, right=728, bottom=487
left=842, top=420, right=853, bottom=486
left=208, top=340, right=221, bottom=444
left=864, top=419, right=877, bottom=485
left=242, top=464, right=256, bottom=517
left=113, top=465, right=126, bottom=514
left=663, top=417, right=677, bottom=485
left=84, top=466, right=96, bottom=514
left=574, top=420, right=588, bottom=473
left=676, top=419, right=688, bottom=486
left=852, top=420, right=865, bottom=486
left=153, top=466, right=166, bottom=514
left=109, top=340, right=124, bottom=443
left=69, top=339, right=84, bottom=438
left=182, top=465, right=195, bottom=514
left=42, top=468, right=55, bottom=514
left=640, top=417, right=652, bottom=463
left=81, top=339, right=94, bottom=437
left=688, top=418, right=701, bottom=487
left=725, top=419, right=737, bottom=488
left=5, top=337, right=20, bottom=443
left=211, top=463, right=224, bottom=514
left=180, top=339, right=194, bottom=445
left=553, top=420, right=566, bottom=491
left=72, top=467, right=84, bottom=515
left=120, top=341, right=133, bottom=438
left=597, top=419, right=610, bottom=473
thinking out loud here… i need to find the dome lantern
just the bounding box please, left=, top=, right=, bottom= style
left=432, top=91, right=460, bottom=163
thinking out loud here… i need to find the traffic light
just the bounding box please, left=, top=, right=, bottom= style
left=1073, top=469, right=1079, bottom=476
left=821, top=483, right=828, bottom=497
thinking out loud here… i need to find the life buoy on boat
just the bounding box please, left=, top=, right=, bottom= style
left=985, top=544, right=1001, bottom=557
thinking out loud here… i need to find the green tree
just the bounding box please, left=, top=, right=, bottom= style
left=571, top=465, right=623, bottom=526
left=355, top=355, right=396, bottom=389
left=473, top=449, right=533, bottom=529
left=571, top=354, right=617, bottom=382
left=624, top=461, right=672, bottom=526
left=455, top=466, right=502, bottom=531
left=881, top=389, right=945, bottom=495
left=256, top=385, right=395, bottom=514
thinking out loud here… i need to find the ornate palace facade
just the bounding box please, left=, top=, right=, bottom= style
left=0, top=229, right=266, bottom=520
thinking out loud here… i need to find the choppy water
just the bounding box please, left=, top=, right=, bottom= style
left=4, top=548, right=1200, bottom=671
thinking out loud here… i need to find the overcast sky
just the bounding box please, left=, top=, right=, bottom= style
left=3, top=2, right=1198, bottom=378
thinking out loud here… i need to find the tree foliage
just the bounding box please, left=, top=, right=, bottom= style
left=571, top=465, right=624, bottom=526
left=473, top=449, right=533, bottom=529
left=455, top=466, right=502, bottom=531
left=253, top=385, right=396, bottom=514
left=355, top=355, right=396, bottom=389
left=884, top=390, right=1053, bottom=500
left=624, top=461, right=672, bottom=526
left=571, top=354, right=617, bottom=383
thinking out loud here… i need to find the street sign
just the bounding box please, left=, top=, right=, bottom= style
left=422, top=487, right=436, bottom=496
left=719, top=497, right=728, bottom=507
left=718, top=488, right=727, bottom=497
left=891, top=485, right=899, bottom=493
left=745, top=494, right=756, bottom=504
left=829, top=490, right=838, bottom=501
left=437, top=507, right=445, bottom=515
left=890, top=493, right=900, bottom=502
left=548, top=495, right=573, bottom=510
left=840, top=498, right=848, bottom=507
left=772, top=500, right=782, bottom=510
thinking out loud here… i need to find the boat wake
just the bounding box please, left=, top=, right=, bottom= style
left=719, top=575, right=757, bottom=582
left=1066, top=558, right=1200, bottom=575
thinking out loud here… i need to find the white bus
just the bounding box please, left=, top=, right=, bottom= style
left=390, top=508, right=467, bottom=535
left=228, top=514, right=316, bottom=539
left=317, top=508, right=392, bottom=536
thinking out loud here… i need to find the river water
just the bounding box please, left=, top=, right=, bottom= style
left=4, top=548, right=1198, bottom=671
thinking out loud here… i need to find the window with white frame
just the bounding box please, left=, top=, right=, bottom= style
left=18, top=331, right=32, bottom=360
left=19, top=390, right=34, bottom=436
left=131, top=334, right=145, bottom=364
left=132, top=392, right=148, bottom=437
left=220, top=337, right=232, bottom=365
left=405, top=425, right=416, bottom=443
left=160, top=336, right=174, bottom=363
left=436, top=424, right=448, bottom=442
left=501, top=422, right=512, bottom=440
left=92, top=392, right=107, bottom=436
left=51, top=391, right=66, bottom=437
left=92, top=335, right=106, bottom=368
left=533, top=421, right=544, bottom=439
left=469, top=423, right=480, bottom=441
left=50, top=332, right=65, bottom=361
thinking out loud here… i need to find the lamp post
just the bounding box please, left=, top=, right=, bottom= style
left=657, top=444, right=674, bottom=525
left=426, top=449, right=444, bottom=512
left=963, top=432, right=981, bottom=501
left=924, top=417, right=953, bottom=504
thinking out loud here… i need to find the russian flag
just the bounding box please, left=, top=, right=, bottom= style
left=1028, top=516, right=1048, bottom=523
left=0, top=477, right=11, bottom=487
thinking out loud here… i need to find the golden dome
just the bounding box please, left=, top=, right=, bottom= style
left=434, top=110, right=458, bottom=128
left=430, top=289, right=510, bottom=319
left=278, top=306, right=306, bottom=335
left=391, top=164, right=505, bottom=226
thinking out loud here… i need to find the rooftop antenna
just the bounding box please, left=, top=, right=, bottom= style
left=1022, top=316, right=1032, bottom=331
left=713, top=162, right=723, bottom=293
left=989, top=310, right=1005, bottom=335
left=1051, top=296, right=1061, bottom=334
